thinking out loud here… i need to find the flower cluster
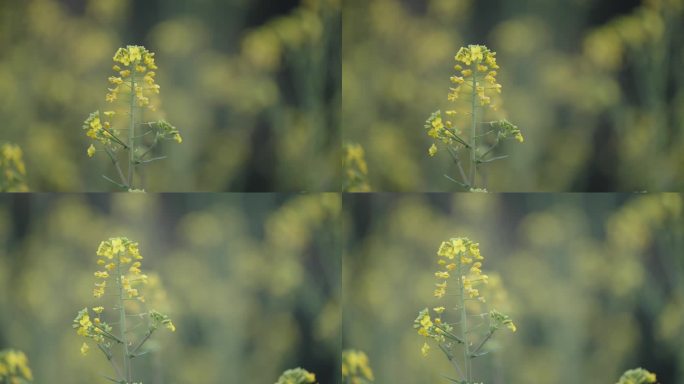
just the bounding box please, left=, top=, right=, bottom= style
left=489, top=309, right=517, bottom=332
left=157, top=120, right=183, bottom=144
left=108, top=45, right=159, bottom=108
left=0, top=143, right=29, bottom=192
left=491, top=119, right=524, bottom=143
left=449, top=45, right=501, bottom=106
left=413, top=308, right=454, bottom=356
left=424, top=111, right=459, bottom=157
left=341, top=349, right=375, bottom=383
left=72, top=307, right=112, bottom=355
left=275, top=368, right=317, bottom=384
left=150, top=310, right=176, bottom=332
left=422, top=44, right=523, bottom=189
left=415, top=237, right=515, bottom=363
left=93, top=237, right=146, bottom=300
left=82, top=46, right=182, bottom=190
left=74, top=237, right=174, bottom=359
left=0, top=349, right=33, bottom=383
left=82, top=111, right=117, bottom=150
left=434, top=237, right=487, bottom=299
left=616, top=368, right=657, bottom=384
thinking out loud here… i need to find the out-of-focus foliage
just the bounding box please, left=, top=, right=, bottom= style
left=414, top=236, right=517, bottom=383
left=343, top=193, right=684, bottom=383
left=0, top=0, right=340, bottom=191
left=343, top=0, right=684, bottom=191
left=341, top=349, right=374, bottom=383
left=274, top=367, right=317, bottom=384
left=0, top=349, right=34, bottom=383
left=0, top=193, right=340, bottom=383
left=0, top=143, right=28, bottom=192
left=423, top=45, right=525, bottom=191
left=616, top=367, right=657, bottom=384
left=342, top=143, right=370, bottom=192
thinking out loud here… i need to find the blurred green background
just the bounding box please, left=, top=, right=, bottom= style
left=343, top=193, right=684, bottom=383
left=0, top=193, right=340, bottom=383
left=0, top=0, right=340, bottom=191
left=343, top=0, right=684, bottom=191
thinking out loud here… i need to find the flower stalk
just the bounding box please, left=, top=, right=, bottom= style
left=82, top=46, right=183, bottom=191
left=116, top=253, right=131, bottom=382
left=414, top=237, right=516, bottom=384
left=424, top=45, right=524, bottom=192
left=73, top=237, right=175, bottom=384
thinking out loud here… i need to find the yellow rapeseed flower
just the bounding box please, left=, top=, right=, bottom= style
left=87, top=144, right=96, bottom=157
left=428, top=143, right=437, bottom=157
left=342, top=350, right=374, bottom=382
left=275, top=367, right=317, bottom=384
left=421, top=342, right=430, bottom=356
left=435, top=271, right=450, bottom=279
left=0, top=349, right=33, bottom=381
left=617, top=368, right=657, bottom=384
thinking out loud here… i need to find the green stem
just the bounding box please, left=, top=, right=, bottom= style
left=458, top=260, right=471, bottom=382
left=127, top=73, right=136, bottom=189
left=102, top=128, right=129, bottom=149
left=438, top=343, right=465, bottom=380
left=103, top=147, right=129, bottom=188
left=469, top=64, right=478, bottom=188
left=479, top=137, right=500, bottom=160
left=117, top=256, right=131, bottom=383
left=93, top=323, right=124, bottom=344
left=444, top=130, right=472, bottom=149
left=446, top=146, right=471, bottom=188
left=97, top=343, right=124, bottom=381
left=131, top=330, right=154, bottom=356
left=137, top=133, right=159, bottom=161
left=472, top=330, right=494, bottom=356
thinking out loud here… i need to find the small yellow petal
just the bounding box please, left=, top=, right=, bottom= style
left=421, top=342, right=430, bottom=356
left=80, top=342, right=89, bottom=355
left=428, top=143, right=437, bottom=157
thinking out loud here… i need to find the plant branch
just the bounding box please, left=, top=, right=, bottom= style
left=136, top=156, right=167, bottom=165
left=479, top=136, right=501, bottom=160
left=97, top=343, right=124, bottom=381
left=103, top=147, right=128, bottom=187
left=439, top=343, right=464, bottom=381
left=477, top=155, right=509, bottom=164
left=102, top=175, right=128, bottom=190
left=130, top=330, right=154, bottom=356
left=446, top=146, right=470, bottom=188
left=137, top=133, right=160, bottom=161
left=93, top=324, right=124, bottom=344
left=471, top=330, right=495, bottom=357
